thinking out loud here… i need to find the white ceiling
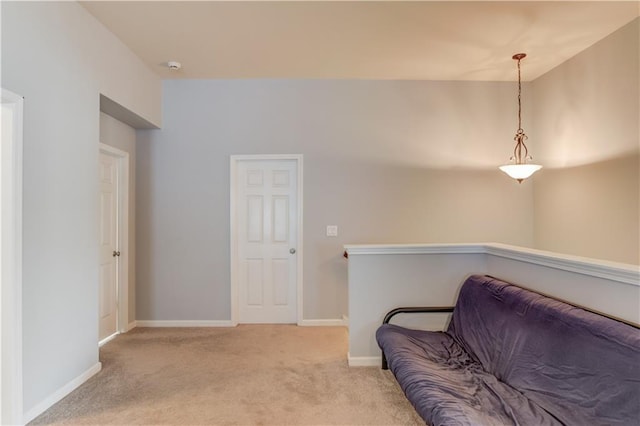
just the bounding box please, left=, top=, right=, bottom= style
left=81, top=1, right=639, bottom=81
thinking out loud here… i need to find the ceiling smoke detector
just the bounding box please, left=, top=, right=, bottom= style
left=167, top=61, right=182, bottom=70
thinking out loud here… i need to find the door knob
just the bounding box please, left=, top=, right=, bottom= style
left=113, top=250, right=121, bottom=257
left=289, top=248, right=296, bottom=254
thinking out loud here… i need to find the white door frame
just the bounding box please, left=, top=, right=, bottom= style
left=1, top=88, right=23, bottom=425
left=98, top=143, right=130, bottom=337
left=230, top=154, right=304, bottom=326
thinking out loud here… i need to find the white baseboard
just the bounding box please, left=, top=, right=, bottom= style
left=347, top=353, right=381, bottom=367
left=136, top=319, right=346, bottom=327
left=298, top=318, right=347, bottom=327
left=127, top=320, right=137, bottom=331
left=342, top=314, right=349, bottom=326
left=135, top=320, right=235, bottom=327
left=98, top=332, right=119, bottom=347
left=23, top=362, right=102, bottom=424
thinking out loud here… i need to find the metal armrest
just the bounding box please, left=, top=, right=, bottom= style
left=381, top=306, right=455, bottom=370
left=383, top=306, right=454, bottom=325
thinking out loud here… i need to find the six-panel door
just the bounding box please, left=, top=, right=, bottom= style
left=237, top=160, right=298, bottom=323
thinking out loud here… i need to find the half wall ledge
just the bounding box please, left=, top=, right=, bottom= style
left=344, top=242, right=639, bottom=364
left=344, top=243, right=639, bottom=286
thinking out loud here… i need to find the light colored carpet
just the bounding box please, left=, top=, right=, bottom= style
left=30, top=325, right=423, bottom=425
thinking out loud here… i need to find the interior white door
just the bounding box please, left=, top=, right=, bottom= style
left=237, top=160, right=298, bottom=323
left=99, top=152, right=118, bottom=341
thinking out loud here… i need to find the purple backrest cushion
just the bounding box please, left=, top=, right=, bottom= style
left=447, top=275, right=640, bottom=425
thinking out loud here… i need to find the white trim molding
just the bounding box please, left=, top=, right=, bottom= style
left=230, top=154, right=304, bottom=326
left=485, top=243, right=639, bottom=286
left=347, top=354, right=381, bottom=367
left=344, top=243, right=487, bottom=256
left=127, top=321, right=137, bottom=331
left=98, top=332, right=118, bottom=347
left=136, top=319, right=348, bottom=328
left=299, top=318, right=348, bottom=327
left=1, top=88, right=23, bottom=425
left=23, top=363, right=102, bottom=424
left=135, top=320, right=236, bottom=327
left=344, top=243, right=640, bottom=286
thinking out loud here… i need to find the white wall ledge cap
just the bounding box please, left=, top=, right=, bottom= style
left=343, top=243, right=639, bottom=286
left=343, top=243, right=486, bottom=255
left=485, top=243, right=639, bottom=286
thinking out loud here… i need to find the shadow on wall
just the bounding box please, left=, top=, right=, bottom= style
left=533, top=153, right=640, bottom=265
left=303, top=157, right=536, bottom=319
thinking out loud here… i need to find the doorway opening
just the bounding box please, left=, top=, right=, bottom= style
left=1, top=88, right=24, bottom=425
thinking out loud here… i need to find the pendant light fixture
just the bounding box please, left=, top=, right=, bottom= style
left=499, top=53, right=542, bottom=183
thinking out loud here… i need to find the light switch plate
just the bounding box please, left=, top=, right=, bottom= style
left=326, top=225, right=338, bottom=237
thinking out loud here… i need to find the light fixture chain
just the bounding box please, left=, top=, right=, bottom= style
left=517, top=57, right=522, bottom=131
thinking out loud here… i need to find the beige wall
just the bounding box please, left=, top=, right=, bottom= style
left=532, top=19, right=639, bottom=264
left=533, top=155, right=639, bottom=264
left=136, top=80, right=534, bottom=322
left=100, top=112, right=137, bottom=323
left=1, top=1, right=161, bottom=416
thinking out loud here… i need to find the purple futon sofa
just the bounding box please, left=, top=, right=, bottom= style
left=376, top=274, right=640, bottom=425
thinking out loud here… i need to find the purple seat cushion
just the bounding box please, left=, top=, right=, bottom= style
left=377, top=324, right=561, bottom=425
left=377, top=274, right=640, bottom=425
